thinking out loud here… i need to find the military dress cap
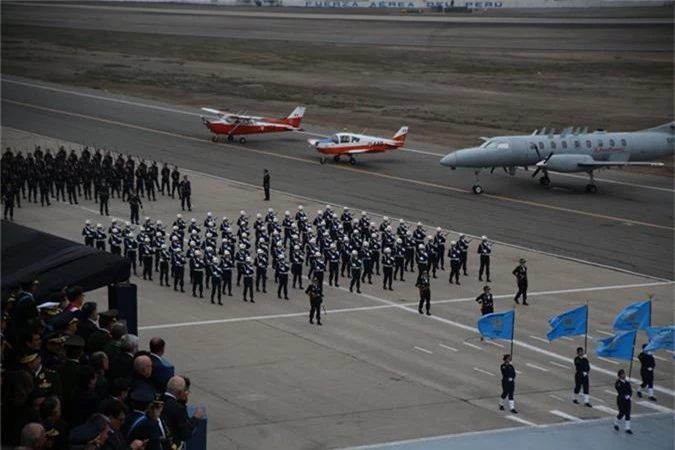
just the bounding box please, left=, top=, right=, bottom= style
left=46, top=333, right=68, bottom=345
left=67, top=316, right=79, bottom=326
left=43, top=421, right=60, bottom=438
left=130, top=384, right=156, bottom=403
left=20, top=350, right=40, bottom=364
left=519, top=258, right=526, bottom=263
left=64, top=334, right=86, bottom=348
left=69, top=420, right=103, bottom=444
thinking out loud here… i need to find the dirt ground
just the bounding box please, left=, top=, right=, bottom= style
left=2, top=24, right=673, bottom=171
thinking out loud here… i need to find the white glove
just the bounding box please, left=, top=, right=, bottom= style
left=647, top=367, right=653, bottom=371
left=508, top=378, right=513, bottom=382
left=624, top=395, right=631, bottom=400
left=583, top=372, right=587, bottom=376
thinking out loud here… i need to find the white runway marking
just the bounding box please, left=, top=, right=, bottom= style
left=414, top=346, right=433, bottom=355
left=594, top=405, right=619, bottom=415
left=505, top=416, right=538, bottom=427
left=550, top=361, right=570, bottom=369
left=590, top=396, right=606, bottom=404
left=561, top=337, right=575, bottom=342
left=637, top=401, right=675, bottom=414
left=595, top=329, right=614, bottom=336
left=526, top=363, right=549, bottom=372
left=485, top=340, right=505, bottom=348
left=549, top=394, right=566, bottom=402
left=550, top=410, right=583, bottom=422
left=439, top=344, right=458, bottom=352
left=654, top=355, right=668, bottom=362
left=463, top=342, right=483, bottom=350
left=530, top=335, right=549, bottom=343
left=515, top=369, right=523, bottom=375
left=473, top=367, right=495, bottom=377
left=597, top=357, right=620, bottom=365
left=605, top=390, right=617, bottom=396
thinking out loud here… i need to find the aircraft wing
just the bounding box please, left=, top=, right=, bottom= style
left=201, top=107, right=229, bottom=116
left=577, top=161, right=665, bottom=168
left=255, top=122, right=300, bottom=130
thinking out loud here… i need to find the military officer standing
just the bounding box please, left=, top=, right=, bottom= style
left=382, top=247, right=394, bottom=290
left=306, top=277, right=323, bottom=326
left=142, top=237, right=154, bottom=281
left=499, top=354, right=518, bottom=414
left=179, top=175, right=192, bottom=212
left=210, top=257, right=223, bottom=305
left=128, top=192, right=143, bottom=225
left=512, top=258, right=529, bottom=305
left=349, top=250, right=362, bottom=294
left=170, top=166, right=180, bottom=198
left=448, top=241, right=461, bottom=285
left=416, top=270, right=431, bottom=315
left=95, top=224, right=107, bottom=251
left=263, top=169, right=270, bottom=201
left=242, top=257, right=255, bottom=303
left=160, top=163, right=170, bottom=195
left=99, top=181, right=110, bottom=216
left=573, top=347, right=592, bottom=407
left=475, top=285, right=494, bottom=340
left=477, top=235, right=492, bottom=282
left=614, top=369, right=633, bottom=434
left=636, top=344, right=657, bottom=401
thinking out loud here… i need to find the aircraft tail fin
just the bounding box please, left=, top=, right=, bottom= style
left=393, top=126, right=408, bottom=145
left=641, top=121, right=675, bottom=134
left=286, top=107, right=306, bottom=129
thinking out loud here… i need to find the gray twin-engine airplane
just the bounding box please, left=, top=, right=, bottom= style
left=440, top=122, right=674, bottom=194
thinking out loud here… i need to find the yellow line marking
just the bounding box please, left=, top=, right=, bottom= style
left=4, top=98, right=672, bottom=232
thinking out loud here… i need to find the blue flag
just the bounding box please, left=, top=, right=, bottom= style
left=596, top=330, right=637, bottom=360
left=613, top=301, right=651, bottom=331
left=546, top=305, right=588, bottom=342
left=477, top=311, right=514, bottom=340
left=644, top=326, right=675, bottom=352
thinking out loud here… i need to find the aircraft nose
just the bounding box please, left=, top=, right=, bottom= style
left=440, top=152, right=457, bottom=168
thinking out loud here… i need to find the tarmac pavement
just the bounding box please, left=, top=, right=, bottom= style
left=2, top=127, right=673, bottom=449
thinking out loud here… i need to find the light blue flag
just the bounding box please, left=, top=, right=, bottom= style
left=547, top=305, right=588, bottom=342
left=613, top=301, right=651, bottom=331
left=596, top=330, right=637, bottom=360
left=477, top=311, right=515, bottom=340
left=644, top=326, right=675, bottom=352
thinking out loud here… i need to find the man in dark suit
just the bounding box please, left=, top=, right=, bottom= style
left=149, top=337, right=174, bottom=394
left=76, top=302, right=100, bottom=342
left=55, top=334, right=86, bottom=422
left=86, top=309, right=118, bottom=354
left=161, top=376, right=204, bottom=447
left=109, top=334, right=137, bottom=381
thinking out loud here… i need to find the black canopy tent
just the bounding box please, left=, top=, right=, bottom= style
left=1, top=221, right=130, bottom=300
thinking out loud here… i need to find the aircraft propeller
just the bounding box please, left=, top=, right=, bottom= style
left=531, top=151, right=554, bottom=178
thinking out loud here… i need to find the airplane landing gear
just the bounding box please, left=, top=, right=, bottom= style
left=540, top=175, right=551, bottom=187
left=211, top=135, right=219, bottom=142
left=320, top=155, right=326, bottom=165
left=227, top=134, right=234, bottom=142
left=333, top=155, right=340, bottom=163
left=585, top=171, right=597, bottom=193
left=472, top=170, right=484, bottom=194
left=239, top=137, right=247, bottom=144
left=349, top=156, right=356, bottom=165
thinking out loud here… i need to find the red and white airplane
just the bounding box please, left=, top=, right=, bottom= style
left=307, top=126, right=408, bottom=164
left=201, top=106, right=305, bottom=143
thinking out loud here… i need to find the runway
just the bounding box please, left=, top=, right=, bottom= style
left=2, top=2, right=673, bottom=51
left=2, top=76, right=673, bottom=279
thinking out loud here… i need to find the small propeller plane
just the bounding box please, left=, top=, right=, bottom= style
left=307, top=126, right=408, bottom=164
left=201, top=106, right=306, bottom=143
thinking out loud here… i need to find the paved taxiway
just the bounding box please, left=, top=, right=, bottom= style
left=2, top=76, right=673, bottom=280
left=3, top=127, right=674, bottom=450
left=2, top=2, right=673, bottom=51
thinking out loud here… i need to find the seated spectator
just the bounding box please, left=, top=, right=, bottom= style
left=149, top=337, right=174, bottom=394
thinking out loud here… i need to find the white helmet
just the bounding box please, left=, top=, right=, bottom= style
left=386, top=226, right=392, bottom=232
left=396, top=238, right=402, bottom=244
left=257, top=249, right=264, bottom=254
left=224, top=250, right=231, bottom=255
left=177, top=213, right=182, bottom=219
left=343, top=237, right=349, bottom=242
left=241, top=232, right=248, bottom=238
left=399, top=219, right=404, bottom=223
left=195, top=250, right=201, bottom=256
left=384, top=247, right=391, bottom=253
left=161, top=244, right=167, bottom=249
left=344, top=206, right=349, bottom=211
left=276, top=241, right=283, bottom=247
left=191, top=218, right=196, bottom=223
left=361, top=211, right=367, bottom=216
left=330, top=243, right=336, bottom=249
left=129, top=232, right=135, bottom=238
left=85, top=219, right=91, bottom=225
left=245, top=256, right=252, bottom=262
left=240, top=210, right=246, bottom=215
left=481, top=235, right=487, bottom=240
left=294, top=245, right=300, bottom=250
left=125, top=221, right=130, bottom=226
left=191, top=229, right=198, bottom=235
left=363, top=241, right=370, bottom=247
left=298, top=205, right=304, bottom=210
left=317, top=210, right=323, bottom=216
left=222, top=216, right=227, bottom=221
left=239, top=244, right=245, bottom=249
left=112, top=218, right=117, bottom=223
left=144, top=216, right=150, bottom=222
left=156, top=231, right=161, bottom=237
left=173, top=225, right=178, bottom=231
left=436, top=227, right=442, bottom=232
left=145, top=237, right=150, bottom=242
left=260, top=237, right=267, bottom=243
left=351, top=250, right=358, bottom=256
left=383, top=216, right=389, bottom=221
left=172, top=236, right=178, bottom=241
left=268, top=208, right=273, bottom=213
left=417, top=222, right=422, bottom=227
left=451, top=240, right=457, bottom=245
left=285, top=211, right=290, bottom=216
left=309, top=238, right=316, bottom=244
left=460, top=233, right=465, bottom=238
left=212, top=257, right=219, bottom=263
left=113, top=229, right=119, bottom=234
left=140, top=226, right=145, bottom=232
left=97, top=223, right=102, bottom=228
left=207, top=212, right=212, bottom=217
left=370, top=221, right=376, bottom=227
left=256, top=213, right=262, bottom=218
left=222, top=238, right=228, bottom=243
left=189, top=241, right=196, bottom=247
left=156, top=220, right=162, bottom=225
left=206, top=232, right=212, bottom=238
left=418, top=244, right=424, bottom=250
left=206, top=246, right=213, bottom=252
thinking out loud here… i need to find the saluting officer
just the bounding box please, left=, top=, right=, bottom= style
left=382, top=247, right=394, bottom=291
left=477, top=235, right=492, bottom=282
left=475, top=285, right=494, bottom=341
left=636, top=343, right=657, bottom=401
left=499, top=354, right=518, bottom=414
left=573, top=347, right=592, bottom=407
left=614, top=369, right=633, bottom=434
left=306, top=277, right=323, bottom=326
left=512, top=258, right=529, bottom=305
left=416, top=270, right=431, bottom=315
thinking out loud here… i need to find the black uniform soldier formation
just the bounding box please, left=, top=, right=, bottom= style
left=1, top=146, right=192, bottom=221
left=1, top=281, right=204, bottom=449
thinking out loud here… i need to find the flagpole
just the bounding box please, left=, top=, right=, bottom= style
left=628, top=331, right=637, bottom=379
left=584, top=301, right=589, bottom=354
left=510, top=306, right=516, bottom=357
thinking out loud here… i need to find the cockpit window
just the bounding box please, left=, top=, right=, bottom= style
left=340, top=135, right=350, bottom=144
left=331, top=135, right=339, bottom=144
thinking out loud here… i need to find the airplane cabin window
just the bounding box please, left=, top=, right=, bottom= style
left=550, top=142, right=557, bottom=150
left=340, top=136, right=350, bottom=144
left=332, top=136, right=339, bottom=144
left=598, top=140, right=603, bottom=148
left=574, top=140, right=580, bottom=148
left=620, top=139, right=627, bottom=146
left=562, top=141, right=568, bottom=149
left=609, top=139, right=615, bottom=147
left=538, top=142, right=544, bottom=150
left=586, top=140, right=592, bottom=148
